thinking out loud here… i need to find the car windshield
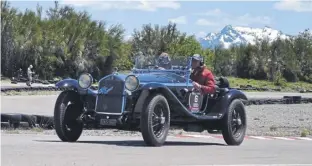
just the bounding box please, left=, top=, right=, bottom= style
left=133, top=54, right=190, bottom=70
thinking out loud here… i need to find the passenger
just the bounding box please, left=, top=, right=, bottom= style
left=157, top=52, right=172, bottom=70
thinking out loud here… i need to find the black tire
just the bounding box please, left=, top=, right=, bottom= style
left=140, top=93, right=170, bottom=147
left=21, top=114, right=37, bottom=128
left=54, top=90, right=83, bottom=142
left=221, top=99, right=247, bottom=146
left=36, top=115, right=54, bottom=129
left=1, top=113, right=22, bottom=129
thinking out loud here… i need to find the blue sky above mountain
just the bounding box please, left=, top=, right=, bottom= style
left=9, top=0, right=312, bottom=40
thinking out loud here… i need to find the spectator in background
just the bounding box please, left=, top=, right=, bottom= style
left=27, top=65, right=35, bottom=85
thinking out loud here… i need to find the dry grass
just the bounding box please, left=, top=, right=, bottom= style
left=228, top=77, right=312, bottom=92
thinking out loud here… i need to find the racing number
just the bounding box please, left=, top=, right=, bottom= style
left=189, top=92, right=202, bottom=112
left=194, top=95, right=198, bottom=103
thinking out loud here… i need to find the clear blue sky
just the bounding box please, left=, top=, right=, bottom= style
left=8, top=0, right=312, bottom=39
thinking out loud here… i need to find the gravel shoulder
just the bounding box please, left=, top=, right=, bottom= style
left=246, top=103, right=312, bottom=136
left=2, top=104, right=312, bottom=137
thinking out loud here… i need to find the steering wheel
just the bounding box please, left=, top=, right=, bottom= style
left=144, top=64, right=157, bottom=69
left=144, top=64, right=166, bottom=70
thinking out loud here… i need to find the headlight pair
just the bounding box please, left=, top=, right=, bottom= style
left=78, top=73, right=139, bottom=91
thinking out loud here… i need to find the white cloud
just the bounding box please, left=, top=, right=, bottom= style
left=60, top=0, right=97, bottom=7
left=168, top=16, right=187, bottom=24
left=225, top=14, right=271, bottom=25
left=60, top=0, right=181, bottom=11
left=196, top=31, right=207, bottom=38
left=194, top=8, right=223, bottom=17
left=123, top=34, right=133, bottom=41
left=195, top=9, right=272, bottom=29
left=273, top=0, right=312, bottom=12
left=196, top=19, right=217, bottom=26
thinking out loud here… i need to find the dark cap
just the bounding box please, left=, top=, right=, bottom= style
left=192, top=54, right=202, bottom=61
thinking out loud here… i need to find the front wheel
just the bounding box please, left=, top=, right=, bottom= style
left=54, top=90, right=84, bottom=142
left=221, top=99, right=247, bottom=146
left=140, top=93, right=170, bottom=147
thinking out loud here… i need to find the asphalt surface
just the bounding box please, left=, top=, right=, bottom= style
left=1, top=95, right=58, bottom=116
left=2, top=85, right=312, bottom=165
left=2, top=133, right=312, bottom=166
left=2, top=92, right=312, bottom=116
left=1, top=82, right=55, bottom=88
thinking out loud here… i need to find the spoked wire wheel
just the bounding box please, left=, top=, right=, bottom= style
left=151, top=103, right=167, bottom=138
left=141, top=93, right=170, bottom=147
left=231, top=109, right=244, bottom=138
left=222, top=99, right=247, bottom=145
left=54, top=91, right=83, bottom=142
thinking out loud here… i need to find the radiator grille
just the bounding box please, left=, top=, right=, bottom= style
left=95, top=75, right=125, bottom=114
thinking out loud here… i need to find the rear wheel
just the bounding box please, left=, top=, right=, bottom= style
left=221, top=99, right=247, bottom=146
left=140, top=93, right=170, bottom=147
left=54, top=90, right=84, bottom=142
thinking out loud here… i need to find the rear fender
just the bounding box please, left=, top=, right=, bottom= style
left=209, top=89, right=248, bottom=118
left=55, top=79, right=97, bottom=96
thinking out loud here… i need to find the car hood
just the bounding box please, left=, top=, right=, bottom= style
left=117, top=72, right=188, bottom=83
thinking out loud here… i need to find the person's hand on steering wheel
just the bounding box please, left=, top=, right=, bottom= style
left=192, top=81, right=201, bottom=91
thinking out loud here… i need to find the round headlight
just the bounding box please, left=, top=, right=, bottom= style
left=78, top=73, right=93, bottom=89
left=125, top=75, right=139, bottom=91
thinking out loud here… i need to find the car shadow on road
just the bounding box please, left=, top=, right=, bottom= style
left=35, top=140, right=226, bottom=147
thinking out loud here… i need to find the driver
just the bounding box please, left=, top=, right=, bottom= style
left=190, top=54, right=216, bottom=94
left=157, top=52, right=172, bottom=69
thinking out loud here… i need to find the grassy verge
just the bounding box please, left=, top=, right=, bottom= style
left=1, top=77, right=11, bottom=84
left=227, top=77, right=312, bottom=92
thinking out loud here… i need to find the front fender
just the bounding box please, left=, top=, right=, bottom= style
left=55, top=79, right=79, bottom=89
left=55, top=79, right=97, bottom=96
left=209, top=89, right=248, bottom=118
left=133, top=83, right=169, bottom=113
left=141, top=82, right=168, bottom=90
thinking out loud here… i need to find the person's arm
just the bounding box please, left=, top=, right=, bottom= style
left=200, top=71, right=216, bottom=94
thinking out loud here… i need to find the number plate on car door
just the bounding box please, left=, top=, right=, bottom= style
left=188, top=92, right=203, bottom=112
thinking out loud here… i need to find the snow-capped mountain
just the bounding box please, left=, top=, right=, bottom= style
left=199, top=25, right=290, bottom=49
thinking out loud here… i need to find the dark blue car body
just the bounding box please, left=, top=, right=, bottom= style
left=54, top=56, right=248, bottom=146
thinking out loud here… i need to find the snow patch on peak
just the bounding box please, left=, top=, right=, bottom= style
left=199, top=25, right=290, bottom=49
left=203, top=32, right=216, bottom=40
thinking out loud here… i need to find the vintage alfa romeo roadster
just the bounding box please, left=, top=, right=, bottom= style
left=54, top=55, right=248, bottom=146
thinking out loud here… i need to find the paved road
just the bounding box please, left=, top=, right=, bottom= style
left=1, top=95, right=58, bottom=116
left=2, top=92, right=312, bottom=116
left=1, top=133, right=312, bottom=166
left=1, top=82, right=55, bottom=88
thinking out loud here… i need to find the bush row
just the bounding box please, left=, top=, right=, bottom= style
left=2, top=1, right=312, bottom=85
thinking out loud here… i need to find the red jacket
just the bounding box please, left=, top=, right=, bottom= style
left=190, top=66, right=216, bottom=94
